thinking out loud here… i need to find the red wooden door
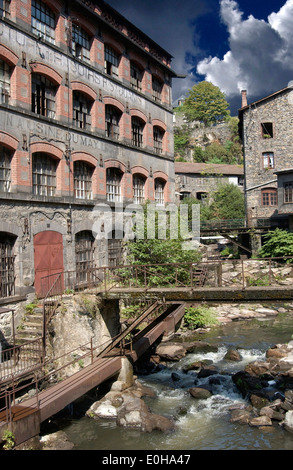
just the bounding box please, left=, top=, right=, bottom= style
left=34, top=231, right=64, bottom=297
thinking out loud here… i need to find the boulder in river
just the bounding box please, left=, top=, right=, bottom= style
left=155, top=343, right=187, bottom=361
left=188, top=387, right=212, bottom=399
left=224, top=348, right=242, bottom=361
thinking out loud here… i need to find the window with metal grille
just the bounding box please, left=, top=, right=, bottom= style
left=0, top=146, right=11, bottom=192
left=104, top=45, right=119, bottom=77
left=32, top=153, right=57, bottom=196
left=261, top=188, right=277, bottom=206
left=105, top=105, right=121, bottom=140
left=155, top=178, right=165, bottom=206
left=132, top=117, right=144, bottom=147
left=75, top=231, right=95, bottom=284
left=153, top=126, right=164, bottom=155
left=32, top=74, right=56, bottom=119
left=74, top=161, right=93, bottom=200
left=0, top=233, right=16, bottom=298
left=31, top=0, right=55, bottom=44
left=0, top=0, right=10, bottom=18
left=130, top=63, right=142, bottom=91
left=262, top=152, right=274, bottom=169
left=108, top=231, right=123, bottom=267
left=73, top=91, right=92, bottom=129
left=133, top=174, right=145, bottom=204
left=152, top=76, right=162, bottom=102
left=284, top=183, right=293, bottom=203
left=0, top=60, right=10, bottom=105
left=72, top=23, right=91, bottom=63
left=106, top=168, right=122, bottom=202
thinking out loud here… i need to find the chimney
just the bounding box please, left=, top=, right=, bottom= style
left=241, top=90, right=247, bottom=108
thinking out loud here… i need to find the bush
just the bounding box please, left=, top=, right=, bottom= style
left=258, top=228, right=293, bottom=261
left=184, top=306, right=218, bottom=329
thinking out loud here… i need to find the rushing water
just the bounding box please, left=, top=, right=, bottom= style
left=47, top=307, right=293, bottom=451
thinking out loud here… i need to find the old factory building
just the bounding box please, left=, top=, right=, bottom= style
left=239, top=86, right=293, bottom=232
left=0, top=0, right=178, bottom=298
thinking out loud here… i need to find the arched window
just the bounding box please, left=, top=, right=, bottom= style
left=32, top=73, right=57, bottom=119
left=73, top=91, right=93, bottom=129
left=0, top=145, right=12, bottom=192
left=133, top=174, right=146, bottom=204
left=72, top=23, right=91, bottom=63
left=132, top=117, right=144, bottom=148
left=0, top=59, right=10, bottom=104
left=106, top=167, right=122, bottom=202
left=108, top=230, right=123, bottom=267
left=261, top=188, right=277, bottom=206
left=75, top=231, right=95, bottom=284
left=31, top=0, right=56, bottom=44
left=74, top=161, right=94, bottom=200
left=105, top=105, right=121, bottom=140
left=104, top=44, right=119, bottom=77
left=0, top=232, right=16, bottom=297
left=155, top=178, right=165, bottom=206
left=153, top=126, right=164, bottom=155
left=152, top=76, right=163, bottom=102
left=130, top=62, right=142, bottom=91
left=32, top=152, right=57, bottom=196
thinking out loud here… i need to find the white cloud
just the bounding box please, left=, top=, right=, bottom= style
left=197, top=0, right=293, bottom=102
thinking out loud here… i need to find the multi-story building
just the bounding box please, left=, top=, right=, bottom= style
left=0, top=0, right=177, bottom=299
left=175, top=162, right=244, bottom=201
left=239, top=87, right=293, bottom=232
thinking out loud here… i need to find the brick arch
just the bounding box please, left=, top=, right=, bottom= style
left=0, top=44, right=18, bottom=67
left=153, top=171, right=168, bottom=182
left=130, top=109, right=147, bottom=123
left=72, top=151, right=97, bottom=167
left=0, top=131, right=19, bottom=152
left=103, top=36, right=124, bottom=56
left=152, top=119, right=167, bottom=132
left=30, top=142, right=63, bottom=160
left=30, top=62, right=62, bottom=86
left=104, top=159, right=126, bottom=173
left=104, top=96, right=125, bottom=113
left=71, top=81, right=97, bottom=102
left=44, top=0, right=63, bottom=14
left=131, top=166, right=149, bottom=178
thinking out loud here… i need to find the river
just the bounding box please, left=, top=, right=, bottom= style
left=45, top=307, right=293, bottom=451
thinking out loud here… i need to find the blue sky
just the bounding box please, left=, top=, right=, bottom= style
left=106, top=0, right=293, bottom=114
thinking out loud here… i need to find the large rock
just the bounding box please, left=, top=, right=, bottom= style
left=224, top=348, right=242, bottom=361
left=155, top=343, right=186, bottom=361
left=249, top=415, right=272, bottom=427
left=188, top=387, right=212, bottom=399
left=282, top=410, right=293, bottom=434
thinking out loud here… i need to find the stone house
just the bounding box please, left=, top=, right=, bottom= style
left=175, top=161, right=244, bottom=201
left=0, top=0, right=178, bottom=300
left=239, top=87, right=293, bottom=230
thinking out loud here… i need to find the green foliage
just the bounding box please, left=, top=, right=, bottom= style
left=208, top=183, right=245, bottom=220
left=178, top=81, right=230, bottom=126
left=193, top=140, right=243, bottom=165
left=258, top=228, right=293, bottom=260
left=2, top=430, right=15, bottom=450
left=174, top=125, right=191, bottom=157
left=184, top=306, right=218, bottom=329
left=125, top=203, right=201, bottom=287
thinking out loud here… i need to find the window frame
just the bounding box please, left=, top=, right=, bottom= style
left=152, top=76, right=163, bottom=102
left=261, top=188, right=277, bottom=206
left=0, top=59, right=10, bottom=105
left=262, top=152, right=275, bottom=169
left=284, top=182, right=293, bottom=204
left=71, top=23, right=91, bottom=63
left=155, top=178, right=165, bottom=206
left=104, top=45, right=119, bottom=78
left=130, top=62, right=142, bottom=92
left=133, top=174, right=146, bottom=204
left=0, top=145, right=12, bottom=192
left=261, top=122, right=274, bottom=139
left=31, top=0, right=56, bottom=44
left=32, top=73, right=57, bottom=119
left=106, top=167, right=122, bottom=202
left=32, top=152, right=57, bottom=197
left=153, top=126, right=164, bottom=155
left=105, top=105, right=121, bottom=140
left=132, top=117, right=144, bottom=148
left=74, top=161, right=94, bottom=200
left=72, top=91, right=93, bottom=130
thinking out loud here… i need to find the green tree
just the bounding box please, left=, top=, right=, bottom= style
left=208, top=183, right=245, bottom=220
left=178, top=81, right=230, bottom=126
left=174, top=125, right=191, bottom=157
left=258, top=228, right=293, bottom=260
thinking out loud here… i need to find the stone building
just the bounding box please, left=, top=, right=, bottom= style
left=239, top=87, right=293, bottom=230
left=0, top=0, right=178, bottom=299
left=175, top=162, right=244, bottom=201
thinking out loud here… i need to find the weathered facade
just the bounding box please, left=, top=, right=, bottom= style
left=175, top=162, right=244, bottom=201
left=239, top=87, right=293, bottom=229
left=0, top=0, right=178, bottom=299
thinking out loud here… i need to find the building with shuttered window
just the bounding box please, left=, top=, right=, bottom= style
left=0, top=0, right=178, bottom=299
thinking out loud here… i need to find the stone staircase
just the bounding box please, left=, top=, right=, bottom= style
left=15, top=305, right=44, bottom=363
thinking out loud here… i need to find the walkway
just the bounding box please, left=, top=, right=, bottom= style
left=0, top=302, right=185, bottom=446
